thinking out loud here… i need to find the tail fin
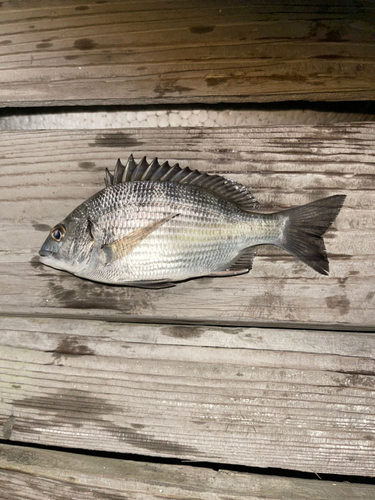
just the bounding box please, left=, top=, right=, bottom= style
left=279, top=195, right=346, bottom=275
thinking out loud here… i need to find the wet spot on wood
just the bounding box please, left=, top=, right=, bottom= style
left=325, top=294, right=350, bottom=315
left=50, top=337, right=95, bottom=359
left=154, top=79, right=192, bottom=98
left=0, top=40, right=12, bottom=45
left=47, top=278, right=153, bottom=315
left=92, top=131, right=144, bottom=148
left=163, top=325, right=204, bottom=339
left=74, top=38, right=97, bottom=51
left=109, top=424, right=200, bottom=455
left=12, top=390, right=122, bottom=424
left=32, top=222, right=51, bottom=232
left=323, top=30, right=345, bottom=43
left=3, top=415, right=15, bottom=440
left=75, top=5, right=89, bottom=10
left=189, top=26, right=215, bottom=35
left=338, top=277, right=347, bottom=288
left=30, top=257, right=40, bottom=270
left=36, top=42, right=53, bottom=49
left=206, top=76, right=229, bottom=87
left=78, top=161, right=98, bottom=171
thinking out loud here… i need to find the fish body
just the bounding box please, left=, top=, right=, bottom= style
left=39, top=156, right=345, bottom=287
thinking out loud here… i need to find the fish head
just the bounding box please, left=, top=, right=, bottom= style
left=38, top=211, right=94, bottom=275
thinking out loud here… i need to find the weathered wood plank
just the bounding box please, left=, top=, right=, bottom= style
left=2, top=444, right=375, bottom=500
left=0, top=0, right=375, bottom=106
left=0, top=125, right=374, bottom=328
left=2, top=316, right=375, bottom=358
left=1, top=316, right=374, bottom=475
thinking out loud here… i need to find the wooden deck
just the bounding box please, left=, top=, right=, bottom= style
left=0, top=1, right=375, bottom=498
left=0, top=0, right=375, bottom=106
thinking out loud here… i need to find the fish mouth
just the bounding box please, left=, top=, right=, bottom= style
left=39, top=249, right=53, bottom=257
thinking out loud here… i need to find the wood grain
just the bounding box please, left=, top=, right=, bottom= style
left=1, top=316, right=375, bottom=475
left=0, top=0, right=375, bottom=106
left=1, top=444, right=375, bottom=500
left=0, top=125, right=374, bottom=329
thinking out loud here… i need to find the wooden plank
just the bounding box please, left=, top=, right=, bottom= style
left=0, top=0, right=375, bottom=106
left=2, top=316, right=375, bottom=359
left=0, top=125, right=374, bottom=328
left=1, top=316, right=375, bottom=475
left=1, top=444, right=375, bottom=500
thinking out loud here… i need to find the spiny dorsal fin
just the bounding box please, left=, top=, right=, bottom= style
left=105, top=155, right=259, bottom=211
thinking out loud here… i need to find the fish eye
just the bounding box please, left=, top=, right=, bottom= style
left=51, top=224, right=66, bottom=242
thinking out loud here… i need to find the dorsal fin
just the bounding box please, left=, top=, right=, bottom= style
left=105, top=155, right=259, bottom=211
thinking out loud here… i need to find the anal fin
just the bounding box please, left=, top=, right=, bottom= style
left=208, top=247, right=257, bottom=277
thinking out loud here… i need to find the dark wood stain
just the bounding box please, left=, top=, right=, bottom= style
left=65, top=55, right=79, bottom=60
left=189, top=26, right=215, bottom=35
left=74, top=38, right=97, bottom=51
left=3, top=415, right=15, bottom=440
left=12, top=390, right=123, bottom=429
left=50, top=337, right=95, bottom=359
left=36, top=42, right=53, bottom=49
left=92, top=131, right=144, bottom=148
left=154, top=79, right=192, bottom=98
left=75, top=5, right=89, bottom=10
left=163, top=325, right=204, bottom=339
left=109, top=423, right=200, bottom=456
left=78, top=160, right=100, bottom=171
left=0, top=40, right=12, bottom=45
left=30, top=257, right=41, bottom=270
left=323, top=30, right=345, bottom=43
left=47, top=277, right=153, bottom=315
left=32, top=222, right=51, bottom=232
left=206, top=76, right=229, bottom=87
left=325, top=294, right=350, bottom=315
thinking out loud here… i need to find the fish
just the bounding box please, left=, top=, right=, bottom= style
left=39, top=155, right=346, bottom=288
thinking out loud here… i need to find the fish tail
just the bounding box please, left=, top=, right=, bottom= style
left=278, top=195, right=346, bottom=275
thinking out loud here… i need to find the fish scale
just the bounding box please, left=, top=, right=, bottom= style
left=39, top=156, right=346, bottom=287
left=83, top=181, right=254, bottom=283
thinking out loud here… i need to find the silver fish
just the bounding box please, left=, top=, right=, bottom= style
left=39, top=155, right=345, bottom=288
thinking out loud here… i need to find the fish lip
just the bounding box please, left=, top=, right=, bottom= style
left=39, top=249, right=53, bottom=257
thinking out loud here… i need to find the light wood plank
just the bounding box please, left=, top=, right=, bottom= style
left=2, top=316, right=375, bottom=358
left=0, top=125, right=374, bottom=328
left=0, top=0, right=375, bottom=106
left=2, top=444, right=375, bottom=500
left=1, top=316, right=374, bottom=475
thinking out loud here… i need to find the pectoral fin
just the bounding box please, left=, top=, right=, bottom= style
left=102, top=214, right=179, bottom=264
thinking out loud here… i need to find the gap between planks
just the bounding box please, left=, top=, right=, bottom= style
left=1, top=443, right=375, bottom=500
